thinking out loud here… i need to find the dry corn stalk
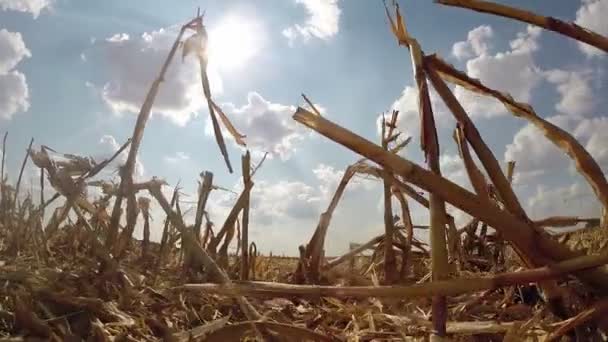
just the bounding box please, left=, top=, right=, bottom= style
left=426, top=66, right=530, bottom=223
left=143, top=178, right=263, bottom=328
left=14, top=138, right=34, bottom=211
left=386, top=3, right=448, bottom=335
left=184, top=248, right=608, bottom=299
left=535, top=216, right=598, bottom=228
left=437, top=0, right=608, bottom=54
left=296, top=164, right=357, bottom=283
left=156, top=184, right=179, bottom=271
left=426, top=54, right=608, bottom=215
left=106, top=15, right=195, bottom=249
left=325, top=234, right=383, bottom=271
left=207, top=181, right=253, bottom=256
left=426, top=66, right=574, bottom=314
left=392, top=188, right=413, bottom=276
left=292, top=107, right=608, bottom=292
left=138, top=196, right=151, bottom=259
left=193, top=172, right=213, bottom=241
left=241, top=151, right=251, bottom=280
left=546, top=297, right=608, bottom=341
left=381, top=112, right=398, bottom=284
left=185, top=16, right=246, bottom=173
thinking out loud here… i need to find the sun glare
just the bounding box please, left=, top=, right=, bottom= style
left=207, top=15, right=264, bottom=71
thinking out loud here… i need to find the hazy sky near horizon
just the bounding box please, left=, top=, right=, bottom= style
left=0, top=0, right=607, bottom=255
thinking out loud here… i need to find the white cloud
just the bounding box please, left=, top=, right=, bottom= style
left=504, top=115, right=577, bottom=183
left=452, top=25, right=493, bottom=60
left=505, top=113, right=608, bottom=185
left=439, top=154, right=469, bottom=188
left=211, top=92, right=306, bottom=160
left=0, top=0, right=52, bottom=18
left=98, top=134, right=145, bottom=180
left=202, top=161, right=385, bottom=254
left=574, top=116, right=608, bottom=168
left=545, top=69, right=596, bottom=117
left=0, top=29, right=30, bottom=119
left=0, top=29, right=30, bottom=72
left=282, top=0, right=341, bottom=45
left=527, top=182, right=600, bottom=219
left=163, top=151, right=190, bottom=164
left=575, top=0, right=608, bottom=57
left=253, top=180, right=320, bottom=224
left=312, top=163, right=376, bottom=199
left=212, top=178, right=321, bottom=226
left=97, top=27, right=222, bottom=126
left=454, top=25, right=543, bottom=118
left=0, top=71, right=29, bottom=120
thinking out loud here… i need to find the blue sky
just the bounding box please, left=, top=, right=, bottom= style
left=0, top=0, right=607, bottom=255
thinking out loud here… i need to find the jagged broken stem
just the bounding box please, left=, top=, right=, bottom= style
left=241, top=151, right=251, bottom=280
left=208, top=181, right=254, bottom=254
left=1, top=132, right=7, bottom=206
left=300, top=165, right=357, bottom=283
left=156, top=185, right=180, bottom=273
left=546, top=297, right=608, bottom=341
left=82, top=138, right=132, bottom=180
left=193, top=172, right=213, bottom=241
left=14, top=138, right=34, bottom=211
left=381, top=114, right=397, bottom=284
left=393, top=188, right=413, bottom=275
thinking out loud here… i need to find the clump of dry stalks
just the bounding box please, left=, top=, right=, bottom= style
left=1, top=1, right=608, bottom=341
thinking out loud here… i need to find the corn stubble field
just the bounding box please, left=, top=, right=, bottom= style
left=2, top=1, right=608, bottom=341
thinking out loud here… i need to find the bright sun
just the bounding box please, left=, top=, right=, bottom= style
left=207, top=15, right=263, bottom=71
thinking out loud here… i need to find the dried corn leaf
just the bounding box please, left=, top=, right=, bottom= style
left=209, top=99, right=246, bottom=147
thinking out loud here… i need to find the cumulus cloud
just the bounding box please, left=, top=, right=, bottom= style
left=312, top=163, right=376, bottom=200
left=211, top=92, right=306, bottom=160
left=575, top=0, right=608, bottom=57
left=574, top=116, right=608, bottom=168
left=213, top=178, right=321, bottom=227
left=452, top=25, right=493, bottom=60
left=504, top=115, right=578, bottom=183
left=544, top=69, right=596, bottom=117
left=453, top=25, right=543, bottom=118
left=282, top=0, right=341, bottom=45
left=527, top=182, right=600, bottom=219
left=0, top=0, right=52, bottom=18
left=0, top=29, right=30, bottom=119
left=97, top=28, right=222, bottom=126
left=253, top=180, right=320, bottom=224
left=439, top=154, right=470, bottom=188
left=505, top=112, right=608, bottom=185
left=98, top=134, right=145, bottom=180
